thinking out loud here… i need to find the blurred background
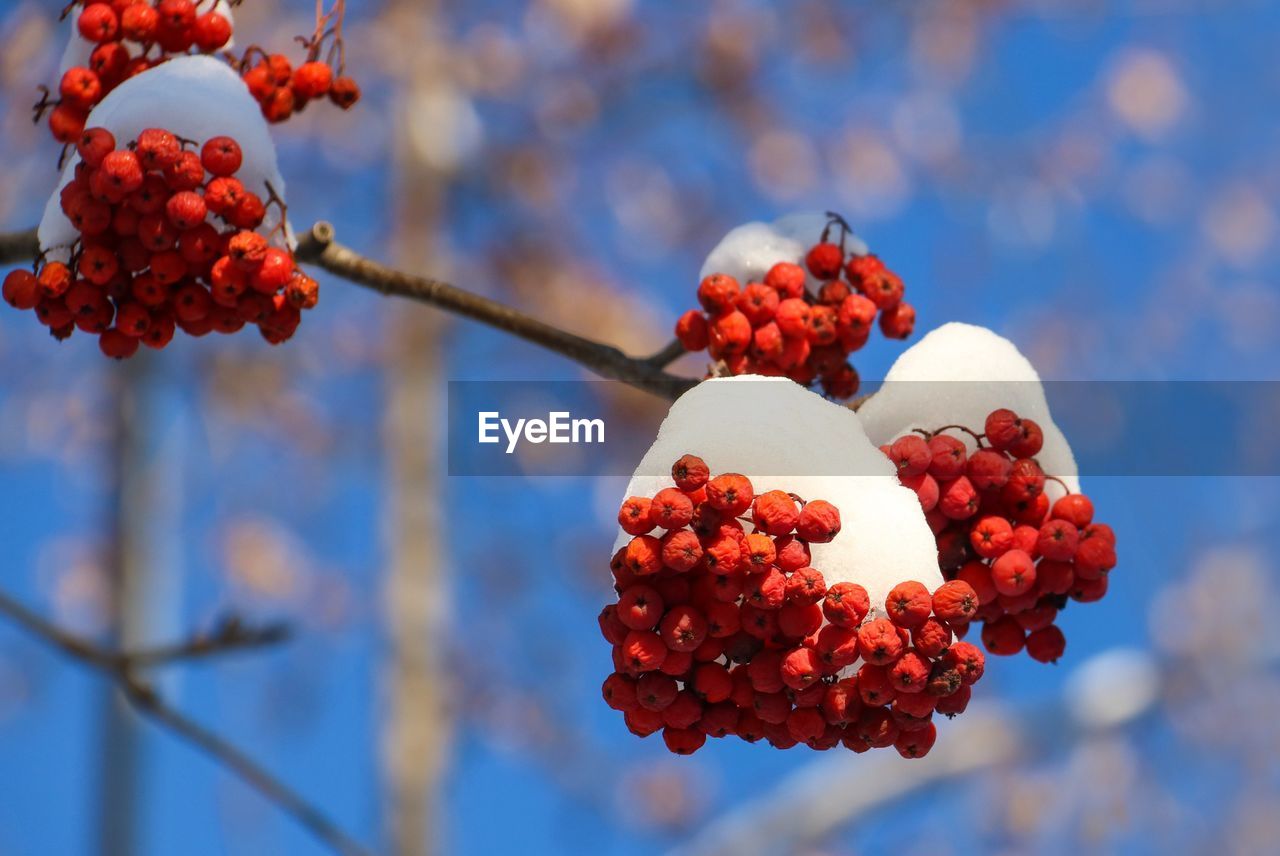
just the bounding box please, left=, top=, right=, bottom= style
left=2, top=0, right=1279, bottom=854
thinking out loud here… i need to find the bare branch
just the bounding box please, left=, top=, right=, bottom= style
left=0, top=589, right=375, bottom=856
left=0, top=228, right=38, bottom=266
left=119, top=615, right=292, bottom=667
left=292, top=222, right=695, bottom=399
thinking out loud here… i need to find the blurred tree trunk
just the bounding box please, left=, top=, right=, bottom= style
left=380, top=2, right=453, bottom=854
left=96, top=358, right=149, bottom=856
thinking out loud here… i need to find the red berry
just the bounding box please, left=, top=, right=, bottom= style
left=292, top=61, right=334, bottom=99
left=894, top=722, right=936, bottom=759
left=617, top=584, right=663, bottom=631
left=199, top=136, right=243, bottom=178
left=796, top=499, right=840, bottom=543
left=624, top=535, right=663, bottom=577
left=329, top=76, right=362, bottom=109
left=890, top=651, right=930, bottom=694
left=621, top=630, right=667, bottom=672
left=649, top=487, right=694, bottom=531
left=76, top=127, right=116, bottom=168
left=885, top=580, right=932, bottom=629
left=822, top=581, right=869, bottom=627
left=764, top=261, right=806, bottom=298
left=888, top=434, right=931, bottom=477
left=928, top=584, right=975, bottom=630
left=59, top=68, right=101, bottom=111
left=2, top=269, right=40, bottom=310
left=49, top=105, right=88, bottom=144
left=98, top=327, right=138, bottom=359
left=706, top=473, right=753, bottom=516
left=192, top=11, right=233, bottom=52
left=805, top=242, right=842, bottom=279
left=1052, top=493, right=1094, bottom=528
left=780, top=646, right=821, bottom=690
left=165, top=191, right=207, bottom=230
left=1037, top=518, right=1079, bottom=561
left=136, top=128, right=182, bottom=171
left=991, top=548, right=1036, bottom=596
left=101, top=149, right=145, bottom=195
left=636, top=672, right=679, bottom=711
left=857, top=618, right=905, bottom=666
left=662, top=726, right=706, bottom=754
left=617, top=496, right=653, bottom=536
left=697, top=273, right=739, bottom=314
left=981, top=616, right=1026, bottom=656
left=660, top=605, right=708, bottom=653
left=78, top=4, right=120, bottom=43
left=250, top=248, right=295, bottom=294
left=120, top=3, right=159, bottom=41
left=674, top=309, right=708, bottom=351
left=878, top=301, right=915, bottom=339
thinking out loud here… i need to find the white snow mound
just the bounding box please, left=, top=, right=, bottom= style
left=57, top=2, right=237, bottom=76
left=39, top=56, right=288, bottom=255
left=699, top=212, right=870, bottom=288
left=858, top=322, right=1080, bottom=499
left=614, top=376, right=943, bottom=617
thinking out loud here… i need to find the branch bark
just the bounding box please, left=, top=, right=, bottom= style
left=292, top=223, right=694, bottom=399
left=0, top=589, right=372, bottom=856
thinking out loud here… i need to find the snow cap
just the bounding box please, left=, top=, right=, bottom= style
left=615, top=376, right=943, bottom=616
left=858, top=322, right=1080, bottom=498
left=39, top=56, right=288, bottom=255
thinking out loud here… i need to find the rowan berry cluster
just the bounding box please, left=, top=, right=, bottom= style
left=236, top=50, right=360, bottom=124
left=601, top=455, right=984, bottom=759
left=882, top=409, right=1118, bottom=663
left=43, top=1, right=234, bottom=145
left=674, top=216, right=915, bottom=400
left=233, top=0, right=359, bottom=123
left=3, top=126, right=317, bottom=357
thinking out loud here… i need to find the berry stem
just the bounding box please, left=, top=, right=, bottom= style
left=928, top=424, right=986, bottom=447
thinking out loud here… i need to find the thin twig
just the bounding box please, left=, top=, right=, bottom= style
left=0, top=589, right=375, bottom=856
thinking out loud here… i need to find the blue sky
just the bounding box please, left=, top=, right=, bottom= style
left=1, top=2, right=1279, bottom=854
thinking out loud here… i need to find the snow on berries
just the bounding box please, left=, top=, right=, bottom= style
left=675, top=212, right=914, bottom=400
left=599, top=377, right=990, bottom=757
left=859, top=331, right=1117, bottom=663
left=41, top=1, right=237, bottom=145
left=15, top=57, right=315, bottom=355
left=603, top=454, right=986, bottom=758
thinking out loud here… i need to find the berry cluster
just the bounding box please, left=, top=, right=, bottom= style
left=236, top=50, right=360, bottom=124
left=674, top=217, right=915, bottom=400
left=43, top=1, right=234, bottom=145
left=601, top=456, right=985, bottom=759
left=3, top=126, right=317, bottom=356
left=233, top=0, right=359, bottom=123
left=882, top=409, right=1118, bottom=663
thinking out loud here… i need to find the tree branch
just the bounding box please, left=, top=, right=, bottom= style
left=0, top=227, right=38, bottom=266
left=0, top=589, right=375, bottom=856
left=292, top=222, right=695, bottom=399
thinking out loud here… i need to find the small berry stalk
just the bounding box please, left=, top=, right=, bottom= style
left=883, top=408, right=1118, bottom=663
left=674, top=212, right=915, bottom=400
left=603, top=454, right=985, bottom=758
